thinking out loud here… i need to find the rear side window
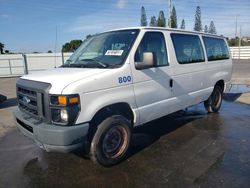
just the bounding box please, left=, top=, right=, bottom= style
left=171, top=33, right=205, bottom=64
left=202, top=36, right=229, bottom=61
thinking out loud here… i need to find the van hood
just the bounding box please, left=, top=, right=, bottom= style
left=21, top=68, right=109, bottom=94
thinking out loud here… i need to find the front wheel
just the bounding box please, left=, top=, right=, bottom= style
left=90, top=115, right=131, bottom=166
left=204, top=85, right=223, bottom=113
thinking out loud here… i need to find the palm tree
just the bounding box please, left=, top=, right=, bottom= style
left=0, top=43, right=4, bottom=54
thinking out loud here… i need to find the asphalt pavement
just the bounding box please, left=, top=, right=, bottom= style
left=0, top=60, right=250, bottom=188
left=0, top=99, right=250, bottom=188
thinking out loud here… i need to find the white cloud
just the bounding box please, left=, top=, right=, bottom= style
left=117, top=0, right=126, bottom=9
left=0, top=14, right=10, bottom=19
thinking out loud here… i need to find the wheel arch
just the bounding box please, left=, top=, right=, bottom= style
left=86, top=102, right=135, bottom=143
left=215, top=80, right=225, bottom=91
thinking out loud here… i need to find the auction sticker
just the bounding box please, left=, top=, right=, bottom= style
left=105, top=50, right=123, bottom=56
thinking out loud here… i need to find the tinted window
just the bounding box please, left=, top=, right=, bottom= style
left=135, top=32, right=168, bottom=66
left=171, top=33, right=205, bottom=64
left=202, top=36, right=229, bottom=61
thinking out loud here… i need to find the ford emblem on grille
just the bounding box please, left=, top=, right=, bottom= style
left=22, top=96, right=31, bottom=105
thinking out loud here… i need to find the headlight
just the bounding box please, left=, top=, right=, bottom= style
left=60, top=109, right=68, bottom=122
left=50, top=94, right=80, bottom=126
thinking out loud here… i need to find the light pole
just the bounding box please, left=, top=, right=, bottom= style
left=169, top=0, right=172, bottom=28
left=54, top=25, right=58, bottom=68
left=235, top=14, right=239, bottom=38
left=238, top=25, right=242, bottom=59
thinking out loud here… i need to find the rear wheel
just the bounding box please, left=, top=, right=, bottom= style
left=204, top=85, right=223, bottom=113
left=90, top=115, right=131, bottom=166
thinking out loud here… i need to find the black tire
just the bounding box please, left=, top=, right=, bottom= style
left=90, top=115, right=132, bottom=167
left=204, top=85, right=223, bottom=113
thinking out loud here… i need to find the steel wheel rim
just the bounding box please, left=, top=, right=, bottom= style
left=212, top=89, right=221, bottom=109
left=102, top=126, right=128, bottom=159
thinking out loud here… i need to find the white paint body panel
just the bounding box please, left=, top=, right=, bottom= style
left=21, top=68, right=109, bottom=94
left=19, top=27, right=233, bottom=126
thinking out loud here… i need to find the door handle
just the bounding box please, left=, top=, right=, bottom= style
left=169, top=79, right=173, bottom=88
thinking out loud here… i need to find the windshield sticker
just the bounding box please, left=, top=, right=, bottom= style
left=105, top=50, right=123, bottom=56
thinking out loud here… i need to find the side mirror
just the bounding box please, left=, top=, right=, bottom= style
left=135, top=52, right=154, bottom=70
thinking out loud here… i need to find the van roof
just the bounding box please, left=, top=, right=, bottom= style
left=103, top=26, right=226, bottom=39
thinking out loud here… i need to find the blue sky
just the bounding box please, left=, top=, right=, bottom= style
left=1, top=0, right=250, bottom=53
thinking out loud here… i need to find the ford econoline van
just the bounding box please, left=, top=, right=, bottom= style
left=15, top=27, right=232, bottom=166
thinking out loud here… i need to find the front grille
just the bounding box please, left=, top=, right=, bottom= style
left=16, top=79, right=51, bottom=123
left=17, top=87, right=39, bottom=117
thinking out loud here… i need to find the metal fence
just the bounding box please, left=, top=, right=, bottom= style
left=0, top=47, right=249, bottom=77
left=0, top=56, right=24, bottom=76
left=0, top=53, right=72, bottom=77
left=230, top=46, right=250, bottom=59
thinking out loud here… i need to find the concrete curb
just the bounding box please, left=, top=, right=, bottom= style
left=231, top=78, right=250, bottom=85
left=0, top=94, right=7, bottom=104
left=236, top=93, right=250, bottom=105
left=223, top=93, right=250, bottom=105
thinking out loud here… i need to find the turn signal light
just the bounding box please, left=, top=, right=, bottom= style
left=69, top=97, right=79, bottom=104
left=58, top=96, right=67, bottom=106
left=57, top=95, right=79, bottom=106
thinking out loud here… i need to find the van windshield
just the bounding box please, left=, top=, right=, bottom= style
left=61, top=29, right=139, bottom=68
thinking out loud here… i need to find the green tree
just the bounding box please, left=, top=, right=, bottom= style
left=140, top=6, right=147, bottom=26
left=204, top=25, right=208, bottom=33
left=180, top=19, right=185, bottom=29
left=157, top=11, right=166, bottom=27
left=62, top=40, right=82, bottom=52
left=170, top=6, right=177, bottom=28
left=4, top=50, right=9, bottom=54
left=62, top=42, right=70, bottom=52
left=82, top=34, right=92, bottom=43
left=0, top=42, right=4, bottom=54
left=86, top=34, right=92, bottom=40
left=227, top=38, right=239, bottom=47
left=194, top=6, right=202, bottom=31
left=150, top=16, right=157, bottom=27
left=47, top=50, right=52, bottom=53
left=208, top=21, right=217, bottom=34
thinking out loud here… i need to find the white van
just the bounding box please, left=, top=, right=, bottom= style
left=15, top=27, right=232, bottom=166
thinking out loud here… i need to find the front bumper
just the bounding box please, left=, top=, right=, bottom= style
left=14, top=108, right=89, bottom=153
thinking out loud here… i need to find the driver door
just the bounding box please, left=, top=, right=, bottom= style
left=131, top=31, right=175, bottom=124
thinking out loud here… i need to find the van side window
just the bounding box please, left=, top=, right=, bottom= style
left=134, top=32, right=168, bottom=66
left=171, top=33, right=205, bottom=64
left=202, top=36, right=230, bottom=61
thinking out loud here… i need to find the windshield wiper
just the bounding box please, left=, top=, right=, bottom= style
left=79, top=58, right=109, bottom=68
left=61, top=59, right=110, bottom=68
left=61, top=64, right=71, bottom=67
left=61, top=63, right=88, bottom=68
left=61, top=59, right=73, bottom=67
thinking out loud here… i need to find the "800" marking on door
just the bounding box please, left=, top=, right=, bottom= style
left=118, top=76, right=132, bottom=84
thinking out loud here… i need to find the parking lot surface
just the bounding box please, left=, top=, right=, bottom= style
left=1, top=97, right=250, bottom=188
left=0, top=61, right=250, bottom=188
